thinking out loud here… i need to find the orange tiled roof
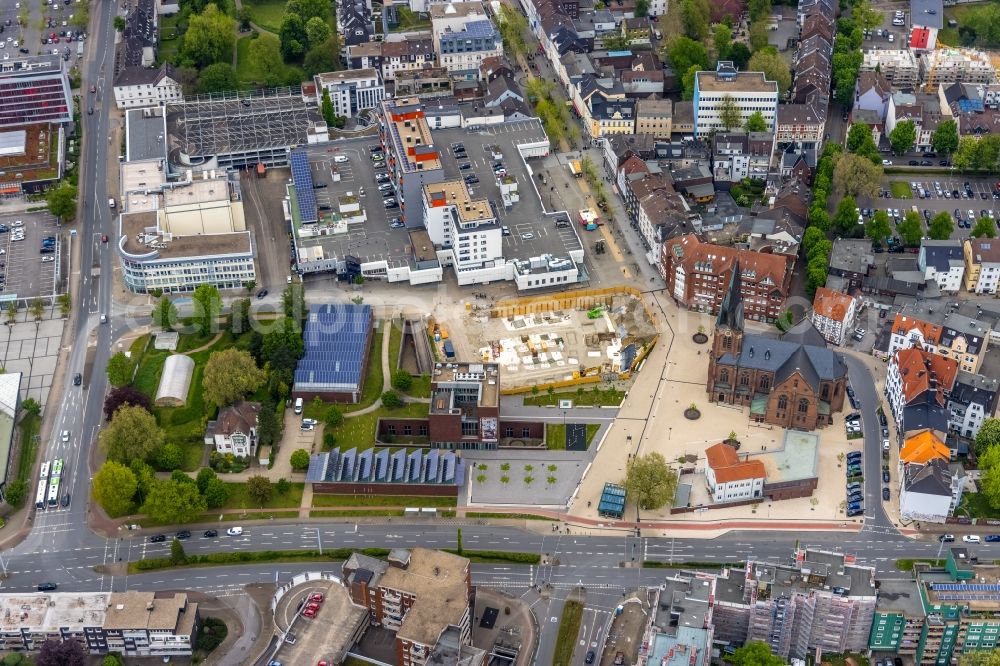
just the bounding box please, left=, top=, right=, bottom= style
left=705, top=443, right=766, bottom=483
left=894, top=347, right=959, bottom=405
left=812, top=287, right=853, bottom=323
left=900, top=429, right=950, bottom=465
left=892, top=313, right=943, bottom=345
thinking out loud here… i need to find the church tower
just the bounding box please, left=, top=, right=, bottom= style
left=711, top=261, right=745, bottom=361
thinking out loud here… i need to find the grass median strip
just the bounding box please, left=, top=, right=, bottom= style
left=466, top=512, right=558, bottom=521
left=552, top=600, right=583, bottom=666
left=896, top=558, right=945, bottom=571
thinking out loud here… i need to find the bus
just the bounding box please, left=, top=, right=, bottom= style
left=46, top=459, right=63, bottom=508
left=35, top=461, right=50, bottom=509
left=50, top=459, right=63, bottom=480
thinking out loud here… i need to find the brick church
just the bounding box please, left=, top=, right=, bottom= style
left=707, top=266, right=849, bottom=430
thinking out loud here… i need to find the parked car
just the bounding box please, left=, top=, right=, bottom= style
left=940, top=534, right=955, bottom=542
left=882, top=487, right=890, bottom=501
left=37, top=582, right=57, bottom=591
left=883, top=470, right=890, bottom=483
left=175, top=530, right=191, bottom=540
left=986, top=535, right=1000, bottom=542
left=964, top=535, right=981, bottom=543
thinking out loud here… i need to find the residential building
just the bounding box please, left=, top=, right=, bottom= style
left=776, top=101, right=825, bottom=148
left=692, top=62, right=779, bottom=138
left=422, top=179, right=501, bottom=272
left=918, top=240, right=966, bottom=292
left=641, top=573, right=715, bottom=665
left=101, top=591, right=199, bottom=658
left=347, top=41, right=384, bottom=72
left=339, top=0, right=373, bottom=46
left=828, top=238, right=874, bottom=289
left=920, top=48, right=997, bottom=87
left=431, top=2, right=502, bottom=80
left=900, top=429, right=952, bottom=465
left=116, top=171, right=256, bottom=293
left=860, top=50, right=920, bottom=88
left=707, top=273, right=848, bottom=431
left=589, top=98, right=635, bottom=138
left=380, top=39, right=436, bottom=82
left=205, top=401, right=260, bottom=457
left=0, top=55, right=73, bottom=127
left=853, top=70, right=894, bottom=123
left=704, top=442, right=765, bottom=502
left=662, top=234, right=791, bottom=322
left=711, top=132, right=773, bottom=183
left=314, top=69, right=385, bottom=119
left=293, top=304, right=374, bottom=403
left=810, top=286, right=858, bottom=346
left=948, top=371, right=999, bottom=440
left=910, top=0, right=943, bottom=50
left=114, top=0, right=156, bottom=74
left=113, top=63, right=182, bottom=110
left=342, top=548, right=476, bottom=666
left=888, top=313, right=944, bottom=357
left=885, top=347, right=959, bottom=437
left=963, top=238, right=1000, bottom=294
left=901, top=458, right=965, bottom=523
left=634, top=98, right=672, bottom=137
left=888, top=311, right=990, bottom=374
left=378, top=96, right=445, bottom=225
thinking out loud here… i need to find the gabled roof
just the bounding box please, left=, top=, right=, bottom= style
left=966, top=238, right=1000, bottom=265
left=216, top=401, right=260, bottom=437
left=812, top=287, right=854, bottom=323
left=900, top=429, right=951, bottom=465
left=903, top=459, right=952, bottom=497
left=857, top=70, right=891, bottom=100
left=892, top=313, right=943, bottom=345
left=894, top=347, right=958, bottom=406
left=921, top=239, right=964, bottom=272
left=705, top=443, right=766, bottom=483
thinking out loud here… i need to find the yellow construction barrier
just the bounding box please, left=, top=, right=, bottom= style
left=488, top=286, right=658, bottom=328
left=500, top=374, right=603, bottom=395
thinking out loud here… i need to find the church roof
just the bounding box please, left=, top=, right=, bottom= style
left=716, top=333, right=847, bottom=390
left=780, top=318, right=829, bottom=348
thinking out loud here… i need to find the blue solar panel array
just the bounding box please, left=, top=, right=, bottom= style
left=462, top=19, right=497, bottom=38
left=305, top=447, right=464, bottom=486
left=294, top=304, right=373, bottom=391
left=290, top=149, right=318, bottom=223
left=933, top=583, right=1000, bottom=592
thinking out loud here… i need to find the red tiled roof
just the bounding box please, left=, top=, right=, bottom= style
left=812, top=287, right=853, bottom=323
left=894, top=348, right=958, bottom=406
left=705, top=443, right=766, bottom=483
left=667, top=234, right=789, bottom=288
left=892, top=313, right=943, bottom=345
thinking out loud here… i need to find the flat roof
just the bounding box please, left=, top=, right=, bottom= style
left=379, top=548, right=470, bottom=647
left=432, top=361, right=499, bottom=408
left=695, top=70, right=778, bottom=94
left=316, top=68, right=378, bottom=84
left=759, top=430, right=819, bottom=483
left=424, top=179, right=492, bottom=223
left=162, top=177, right=231, bottom=207
left=120, top=210, right=252, bottom=260
left=911, top=0, right=944, bottom=29
left=0, top=123, right=60, bottom=187
left=382, top=97, right=442, bottom=173
left=0, top=592, right=110, bottom=632
left=121, top=159, right=167, bottom=194
left=126, top=107, right=168, bottom=163
left=103, top=591, right=191, bottom=631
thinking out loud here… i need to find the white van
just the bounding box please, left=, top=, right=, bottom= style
left=108, top=197, right=116, bottom=209
left=334, top=155, right=348, bottom=164
left=294, top=397, right=303, bottom=414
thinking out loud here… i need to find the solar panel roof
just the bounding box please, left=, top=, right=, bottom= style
left=290, top=149, right=318, bottom=223
left=294, top=304, right=373, bottom=391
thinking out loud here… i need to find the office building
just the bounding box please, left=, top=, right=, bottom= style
left=0, top=56, right=73, bottom=127
left=692, top=62, right=778, bottom=138
left=314, top=69, right=385, bottom=119
left=378, top=96, right=446, bottom=225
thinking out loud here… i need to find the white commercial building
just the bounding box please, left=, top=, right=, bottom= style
left=918, top=240, right=966, bottom=293
left=692, top=62, right=778, bottom=138
left=810, top=287, right=858, bottom=347
left=431, top=2, right=503, bottom=80
left=113, top=64, right=183, bottom=110
left=704, top=442, right=765, bottom=503
left=314, top=68, right=385, bottom=119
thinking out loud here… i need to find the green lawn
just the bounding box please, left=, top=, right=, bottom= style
left=304, top=322, right=386, bottom=419
left=387, top=320, right=431, bottom=398
left=15, top=414, right=40, bottom=484
left=940, top=3, right=982, bottom=47
left=956, top=492, right=997, bottom=519
left=157, top=14, right=181, bottom=64
left=392, top=6, right=430, bottom=32
left=545, top=423, right=600, bottom=450
left=324, top=402, right=430, bottom=451
left=312, top=494, right=456, bottom=507
left=552, top=600, right=584, bottom=666
left=220, top=481, right=304, bottom=510
left=242, top=0, right=287, bottom=33
left=890, top=182, right=913, bottom=199
left=524, top=387, right=625, bottom=407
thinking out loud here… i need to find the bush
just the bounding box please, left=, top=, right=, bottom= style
left=290, top=448, right=311, bottom=471
left=325, top=405, right=343, bottom=428
left=276, top=478, right=291, bottom=495
left=381, top=390, right=403, bottom=408
left=391, top=369, right=413, bottom=391
left=153, top=442, right=185, bottom=471
left=196, top=617, right=228, bottom=652
left=3, top=479, right=27, bottom=508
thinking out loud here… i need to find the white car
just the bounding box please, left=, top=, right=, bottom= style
left=882, top=160, right=892, bottom=166
left=61, top=430, right=69, bottom=442
left=521, top=232, right=534, bottom=240
left=302, top=418, right=318, bottom=426
left=41, top=256, right=54, bottom=263
left=226, top=526, right=243, bottom=536
left=964, top=535, right=981, bottom=543
left=12, top=220, right=23, bottom=227
left=333, top=155, right=348, bottom=164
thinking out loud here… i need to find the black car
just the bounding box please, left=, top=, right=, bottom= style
left=384, top=201, right=398, bottom=209
left=175, top=530, right=191, bottom=540
left=986, top=534, right=1000, bottom=542
left=0, top=225, right=7, bottom=233
left=256, top=289, right=268, bottom=299
left=941, top=160, right=951, bottom=166
left=60, top=493, right=70, bottom=507
left=846, top=507, right=864, bottom=517
left=73, top=373, right=81, bottom=386
left=883, top=470, right=890, bottom=483
left=37, top=582, right=57, bottom=591
left=879, top=412, right=888, bottom=427
left=203, top=529, right=219, bottom=538
left=459, top=163, right=472, bottom=170
left=585, top=651, right=596, bottom=664
left=882, top=487, right=890, bottom=501
left=908, top=160, right=919, bottom=166
left=149, top=534, right=166, bottom=543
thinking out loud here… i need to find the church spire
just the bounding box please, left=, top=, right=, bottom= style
left=716, top=260, right=745, bottom=332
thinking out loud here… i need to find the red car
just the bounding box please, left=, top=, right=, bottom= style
left=309, top=593, right=324, bottom=603
left=302, top=608, right=317, bottom=618
left=101, top=234, right=108, bottom=243
left=305, top=602, right=320, bottom=611
left=318, top=662, right=329, bottom=666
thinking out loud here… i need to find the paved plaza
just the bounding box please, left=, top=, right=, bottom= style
left=0, top=311, right=65, bottom=407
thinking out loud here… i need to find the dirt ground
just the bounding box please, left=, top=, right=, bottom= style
left=599, top=593, right=650, bottom=666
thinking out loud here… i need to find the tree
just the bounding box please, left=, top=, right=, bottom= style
left=866, top=210, right=893, bottom=244
left=282, top=282, right=307, bottom=320
left=181, top=4, right=236, bottom=68
left=263, top=318, right=304, bottom=362
left=321, top=88, right=335, bottom=126
left=748, top=49, right=791, bottom=94
left=191, top=284, right=222, bottom=336
left=279, top=13, right=307, bottom=60
left=257, top=400, right=282, bottom=446
left=5, top=300, right=17, bottom=326
left=288, top=0, right=331, bottom=22
left=847, top=122, right=878, bottom=156
left=105, top=351, right=134, bottom=387
left=151, top=297, right=177, bottom=330
left=290, top=448, right=311, bottom=471
left=972, top=217, right=997, bottom=238
left=196, top=467, right=218, bottom=494
left=245, top=475, right=273, bottom=507
left=729, top=640, right=785, bottom=666
left=102, top=656, right=125, bottom=666
left=976, top=418, right=1000, bottom=457
left=747, top=0, right=771, bottom=21
left=230, top=297, right=251, bottom=335
left=713, top=23, right=732, bottom=59
left=276, top=478, right=291, bottom=495
left=889, top=119, right=917, bottom=155
left=928, top=211, right=955, bottom=241
left=634, top=0, right=649, bottom=17
left=142, top=478, right=208, bottom=524
left=29, top=297, right=44, bottom=322
left=103, top=385, right=152, bottom=420
left=170, top=538, right=187, bottom=565
left=897, top=212, right=925, bottom=247
left=113, top=15, right=126, bottom=31
left=92, top=461, right=138, bottom=517
left=832, top=196, right=859, bottom=236
left=667, top=37, right=709, bottom=80
left=744, top=110, right=767, bottom=133
left=247, top=32, right=285, bottom=86
left=681, top=64, right=700, bottom=101
left=381, top=390, right=403, bottom=408
left=623, top=452, right=677, bottom=511
left=56, top=292, right=71, bottom=318
left=748, top=20, right=769, bottom=51
left=305, top=15, right=331, bottom=47
left=154, top=442, right=185, bottom=471
left=45, top=182, right=77, bottom=221
left=203, top=477, right=229, bottom=508
left=304, top=37, right=338, bottom=77
left=37, top=639, right=85, bottom=666
left=203, top=348, right=266, bottom=407
left=932, top=118, right=960, bottom=156
left=960, top=648, right=1000, bottom=666
left=100, top=405, right=165, bottom=463
left=196, top=62, right=238, bottom=94
left=391, top=369, right=413, bottom=391
left=718, top=94, right=741, bottom=132
left=3, top=479, right=27, bottom=508
left=20, top=397, right=40, bottom=417
left=833, top=153, right=882, bottom=199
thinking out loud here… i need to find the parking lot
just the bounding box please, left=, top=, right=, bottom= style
left=271, top=578, right=366, bottom=666
left=0, top=213, right=62, bottom=301
left=0, top=0, right=87, bottom=63
left=858, top=176, right=1000, bottom=243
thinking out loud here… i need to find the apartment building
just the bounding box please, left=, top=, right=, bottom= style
left=921, top=48, right=997, bottom=87
left=314, top=69, right=385, bottom=119
left=692, top=62, right=779, bottom=138
left=422, top=179, right=501, bottom=271
left=640, top=573, right=714, bottom=665
left=810, top=286, right=858, bottom=347
left=949, top=371, right=999, bottom=440
left=900, top=456, right=965, bottom=524
left=964, top=238, right=1000, bottom=294
left=776, top=101, right=825, bottom=148
left=888, top=312, right=991, bottom=374
left=885, top=347, right=959, bottom=437
left=431, top=2, right=502, bottom=80
left=918, top=240, right=966, bottom=292
left=378, top=96, right=446, bottom=224
left=633, top=98, right=672, bottom=137
left=380, top=39, right=436, bottom=81
left=711, top=131, right=774, bottom=183
left=113, top=63, right=183, bottom=110
left=342, top=548, right=478, bottom=666
left=589, top=98, right=635, bottom=137
left=860, top=50, right=920, bottom=88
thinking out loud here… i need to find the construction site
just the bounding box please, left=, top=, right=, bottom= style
left=428, top=287, right=659, bottom=391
